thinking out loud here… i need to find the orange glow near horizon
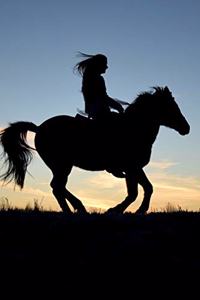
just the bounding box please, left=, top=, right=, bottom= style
left=0, top=162, right=200, bottom=213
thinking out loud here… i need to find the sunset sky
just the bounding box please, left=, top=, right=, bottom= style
left=0, top=0, right=200, bottom=212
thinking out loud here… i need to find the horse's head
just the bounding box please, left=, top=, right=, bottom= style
left=153, top=86, right=190, bottom=135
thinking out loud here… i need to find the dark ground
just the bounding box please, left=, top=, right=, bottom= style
left=0, top=210, right=199, bottom=297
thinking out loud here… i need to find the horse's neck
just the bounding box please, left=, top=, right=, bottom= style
left=126, top=111, right=160, bottom=145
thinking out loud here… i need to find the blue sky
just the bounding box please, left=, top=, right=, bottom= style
left=0, top=0, right=200, bottom=212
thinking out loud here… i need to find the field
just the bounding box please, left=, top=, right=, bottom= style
left=0, top=209, right=200, bottom=296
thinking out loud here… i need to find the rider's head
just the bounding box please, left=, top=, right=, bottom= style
left=74, top=52, right=108, bottom=76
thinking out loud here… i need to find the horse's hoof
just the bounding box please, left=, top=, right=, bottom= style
left=135, top=209, right=147, bottom=215
left=105, top=208, right=123, bottom=215
left=63, top=210, right=73, bottom=216
left=75, top=208, right=88, bottom=215
left=105, top=208, right=115, bottom=215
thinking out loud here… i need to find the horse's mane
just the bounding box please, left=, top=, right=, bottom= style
left=125, top=86, right=166, bottom=115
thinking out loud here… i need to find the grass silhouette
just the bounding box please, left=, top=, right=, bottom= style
left=0, top=201, right=199, bottom=296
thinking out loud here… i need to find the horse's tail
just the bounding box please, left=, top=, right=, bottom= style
left=0, top=121, right=38, bottom=189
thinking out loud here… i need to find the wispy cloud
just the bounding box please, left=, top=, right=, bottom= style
left=148, top=160, right=178, bottom=170
left=71, top=163, right=200, bottom=212
left=88, top=172, right=124, bottom=189
left=0, top=181, right=51, bottom=198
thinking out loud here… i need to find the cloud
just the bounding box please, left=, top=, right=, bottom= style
left=88, top=171, right=124, bottom=189
left=71, top=164, right=200, bottom=212
left=148, top=160, right=178, bottom=170
left=149, top=171, right=200, bottom=190
left=0, top=181, right=51, bottom=198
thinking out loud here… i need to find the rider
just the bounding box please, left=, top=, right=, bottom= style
left=74, top=52, right=127, bottom=177
left=74, top=52, right=125, bottom=119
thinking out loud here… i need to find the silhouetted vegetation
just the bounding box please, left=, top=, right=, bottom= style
left=0, top=202, right=199, bottom=296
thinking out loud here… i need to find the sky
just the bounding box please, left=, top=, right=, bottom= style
left=0, top=0, right=200, bottom=212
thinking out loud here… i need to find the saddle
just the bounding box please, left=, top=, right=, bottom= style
left=75, top=112, right=122, bottom=125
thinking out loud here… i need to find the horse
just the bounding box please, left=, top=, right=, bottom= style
left=0, top=86, right=190, bottom=214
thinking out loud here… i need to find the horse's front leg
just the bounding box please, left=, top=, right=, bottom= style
left=106, top=171, right=139, bottom=214
left=135, top=169, right=153, bottom=214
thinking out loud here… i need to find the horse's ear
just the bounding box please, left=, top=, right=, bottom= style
left=164, top=86, right=170, bottom=92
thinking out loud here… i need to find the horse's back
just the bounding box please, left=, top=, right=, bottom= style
left=35, top=114, right=94, bottom=150
left=37, top=114, right=90, bottom=134
left=38, top=114, right=74, bottom=129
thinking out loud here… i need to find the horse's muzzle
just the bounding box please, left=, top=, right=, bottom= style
left=179, top=123, right=190, bottom=135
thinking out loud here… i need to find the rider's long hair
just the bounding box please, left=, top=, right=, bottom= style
left=74, top=52, right=107, bottom=76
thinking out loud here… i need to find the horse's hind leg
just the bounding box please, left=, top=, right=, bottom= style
left=50, top=169, right=87, bottom=214
left=50, top=171, right=72, bottom=213
left=135, top=169, right=153, bottom=214
left=64, top=189, right=87, bottom=214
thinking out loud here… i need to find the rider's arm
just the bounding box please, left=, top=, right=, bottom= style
left=107, top=96, right=124, bottom=114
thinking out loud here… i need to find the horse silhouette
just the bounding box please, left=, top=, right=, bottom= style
left=0, top=86, right=190, bottom=214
